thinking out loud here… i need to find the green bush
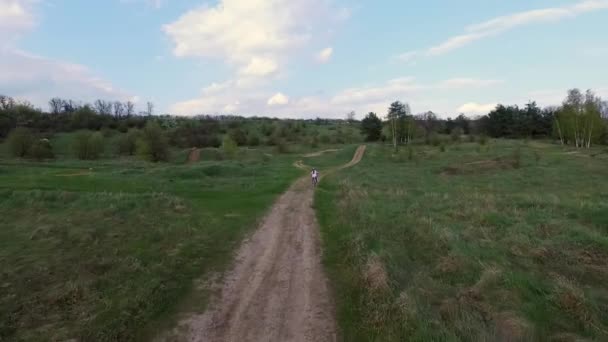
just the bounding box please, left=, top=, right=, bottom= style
left=439, top=142, right=446, bottom=152
left=117, top=129, right=139, bottom=156
left=512, top=147, right=522, bottom=169
left=247, top=134, right=261, bottom=147
left=221, top=135, right=238, bottom=159
left=137, top=122, right=170, bottom=162
left=73, top=131, right=105, bottom=160
left=7, top=127, right=33, bottom=158
left=275, top=139, right=289, bottom=154
left=310, top=135, right=319, bottom=148
left=451, top=128, right=463, bottom=142
left=478, top=135, right=488, bottom=145
left=28, top=139, right=54, bottom=160
left=319, top=134, right=330, bottom=144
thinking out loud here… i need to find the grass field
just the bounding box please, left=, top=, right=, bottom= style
left=316, top=140, right=608, bottom=341
left=0, top=138, right=350, bottom=341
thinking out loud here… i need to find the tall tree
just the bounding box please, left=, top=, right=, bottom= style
left=387, top=101, right=407, bottom=151
left=125, top=101, right=135, bottom=116
left=94, top=99, right=112, bottom=115
left=360, top=112, right=382, bottom=141
left=346, top=111, right=356, bottom=123
left=113, top=101, right=125, bottom=117
left=417, top=111, right=438, bottom=142
left=146, top=102, right=154, bottom=116
left=49, top=98, right=64, bottom=114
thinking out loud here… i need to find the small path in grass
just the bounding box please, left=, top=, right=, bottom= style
left=158, top=145, right=366, bottom=342
left=302, top=149, right=340, bottom=158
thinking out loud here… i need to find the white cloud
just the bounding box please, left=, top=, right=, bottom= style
left=437, top=78, right=503, bottom=89
left=239, top=56, right=279, bottom=77
left=0, top=0, right=39, bottom=42
left=170, top=76, right=503, bottom=118
left=119, top=0, right=165, bottom=9
left=163, top=0, right=345, bottom=80
left=397, top=0, right=608, bottom=60
left=267, top=92, right=289, bottom=106
left=0, top=48, right=135, bottom=108
left=316, top=47, right=333, bottom=63
left=457, top=102, right=497, bottom=114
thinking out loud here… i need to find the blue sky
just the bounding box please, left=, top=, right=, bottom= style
left=1, top=0, right=607, bottom=118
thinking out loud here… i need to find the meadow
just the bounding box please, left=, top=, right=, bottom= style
left=316, top=140, right=608, bottom=341
left=0, top=131, right=351, bottom=341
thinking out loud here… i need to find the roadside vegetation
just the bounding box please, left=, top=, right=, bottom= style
left=317, top=141, right=608, bottom=341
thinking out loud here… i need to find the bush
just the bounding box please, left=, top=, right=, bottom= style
left=319, top=134, right=330, bottom=144
left=73, top=131, right=105, bottom=160
left=221, top=135, right=238, bottom=158
left=117, top=129, right=139, bottom=156
left=310, top=135, right=319, bottom=148
left=408, top=146, right=414, bottom=161
left=429, top=134, right=441, bottom=146
left=137, top=122, right=170, bottom=162
left=247, top=134, right=261, bottom=147
left=7, top=127, right=33, bottom=157
left=29, top=139, right=54, bottom=160
left=451, top=128, right=463, bottom=142
left=229, top=128, right=247, bottom=146
left=512, top=147, right=522, bottom=169
left=439, top=143, right=446, bottom=152
left=478, top=135, right=488, bottom=145
left=275, top=139, right=289, bottom=154
left=468, top=135, right=476, bottom=143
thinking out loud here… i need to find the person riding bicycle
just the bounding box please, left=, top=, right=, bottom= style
left=311, top=168, right=319, bottom=186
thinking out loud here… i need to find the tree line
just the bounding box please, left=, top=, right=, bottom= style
left=359, top=88, right=608, bottom=149
left=0, top=95, right=363, bottom=162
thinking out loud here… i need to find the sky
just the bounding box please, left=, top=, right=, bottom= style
left=1, top=0, right=607, bottom=119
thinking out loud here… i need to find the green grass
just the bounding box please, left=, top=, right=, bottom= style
left=316, top=140, right=608, bottom=341
left=0, top=145, right=310, bottom=341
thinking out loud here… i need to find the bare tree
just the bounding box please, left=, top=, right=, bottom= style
left=346, top=111, right=356, bottom=123
left=49, top=98, right=63, bottom=114
left=0, top=95, right=15, bottom=110
left=417, top=111, right=438, bottom=142
left=113, top=101, right=125, bottom=117
left=94, top=99, right=112, bottom=115
left=600, top=100, right=608, bottom=119
left=62, top=100, right=80, bottom=113
left=125, top=101, right=135, bottom=116
left=146, top=101, right=154, bottom=116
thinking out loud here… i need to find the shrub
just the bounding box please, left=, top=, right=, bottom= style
left=451, top=128, right=463, bottom=142
left=247, top=134, right=261, bottom=147
left=137, top=122, right=170, bottom=162
left=229, top=128, right=247, bottom=146
left=439, top=143, right=446, bottom=152
left=534, top=151, right=541, bottom=164
left=408, top=146, right=414, bottom=161
left=275, top=139, right=289, bottom=154
left=73, top=131, right=105, bottom=160
left=429, top=134, right=441, bottom=146
left=117, top=129, right=139, bottom=156
left=478, top=135, right=488, bottom=146
left=310, top=135, right=319, bottom=148
left=29, top=139, right=54, bottom=160
left=319, top=134, right=330, bottom=144
left=221, top=135, right=238, bottom=158
left=468, top=135, right=476, bottom=143
left=7, top=127, right=33, bottom=157
left=512, top=147, right=522, bottom=169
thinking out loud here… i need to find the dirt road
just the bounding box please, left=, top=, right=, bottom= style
left=160, top=145, right=366, bottom=342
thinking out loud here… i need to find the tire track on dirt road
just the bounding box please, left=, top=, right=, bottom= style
left=159, top=145, right=366, bottom=342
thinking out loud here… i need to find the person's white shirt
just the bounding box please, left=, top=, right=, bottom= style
left=311, top=170, right=318, bottom=178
